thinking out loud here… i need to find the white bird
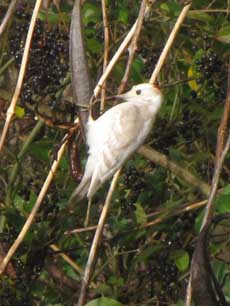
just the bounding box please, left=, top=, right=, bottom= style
left=70, top=83, right=163, bottom=202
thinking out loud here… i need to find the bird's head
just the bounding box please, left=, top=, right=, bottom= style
left=116, top=83, right=163, bottom=106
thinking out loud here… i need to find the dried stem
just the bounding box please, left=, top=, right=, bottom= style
left=118, top=0, right=149, bottom=94
left=190, top=9, right=230, bottom=13
left=100, top=0, right=110, bottom=113
left=50, top=244, right=83, bottom=275
left=65, top=198, right=207, bottom=236
left=77, top=169, right=121, bottom=306
left=142, top=199, right=207, bottom=229
left=0, top=0, right=43, bottom=152
left=0, top=0, right=18, bottom=37
left=149, top=2, right=192, bottom=84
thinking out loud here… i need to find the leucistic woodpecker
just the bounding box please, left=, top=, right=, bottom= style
left=70, top=83, right=163, bottom=202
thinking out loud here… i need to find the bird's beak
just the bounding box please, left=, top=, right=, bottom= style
left=115, top=90, right=133, bottom=101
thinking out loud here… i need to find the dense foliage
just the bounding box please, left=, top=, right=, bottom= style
left=0, top=1, right=230, bottom=305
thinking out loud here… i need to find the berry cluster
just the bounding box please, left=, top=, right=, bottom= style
left=121, top=166, right=146, bottom=212
left=9, top=4, right=69, bottom=115
left=195, top=51, right=221, bottom=79
left=142, top=49, right=161, bottom=79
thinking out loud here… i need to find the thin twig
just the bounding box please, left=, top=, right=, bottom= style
left=77, top=169, right=121, bottom=306
left=100, top=0, right=110, bottom=113
left=138, top=145, right=210, bottom=196
left=50, top=244, right=83, bottom=274
left=190, top=9, right=230, bottom=13
left=118, top=0, right=148, bottom=94
left=142, top=199, right=207, bottom=229
left=149, top=2, right=192, bottom=85
left=65, top=198, right=208, bottom=236
left=0, top=0, right=18, bottom=37
left=65, top=225, right=98, bottom=235
left=0, top=0, right=43, bottom=152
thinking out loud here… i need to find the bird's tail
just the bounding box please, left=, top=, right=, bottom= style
left=69, top=175, right=91, bottom=205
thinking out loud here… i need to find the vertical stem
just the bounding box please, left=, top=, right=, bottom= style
left=0, top=0, right=43, bottom=151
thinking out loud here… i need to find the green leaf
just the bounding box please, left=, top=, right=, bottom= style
left=131, top=57, right=144, bottom=83
left=171, top=250, right=189, bottom=272
left=14, top=194, right=26, bottom=212
left=85, top=297, right=123, bottom=306
left=134, top=203, right=147, bottom=225
left=28, top=141, right=52, bottom=161
left=172, top=300, right=184, bottom=306
left=15, top=106, right=25, bottom=118
left=83, top=3, right=101, bottom=25
left=38, top=11, right=69, bottom=24
left=160, top=2, right=181, bottom=16
left=215, top=184, right=230, bottom=213
left=118, top=8, right=129, bottom=24
left=195, top=210, right=205, bottom=234
left=169, top=148, right=182, bottom=161
left=188, top=11, right=213, bottom=23
left=86, top=38, right=102, bottom=54
left=216, top=26, right=230, bottom=44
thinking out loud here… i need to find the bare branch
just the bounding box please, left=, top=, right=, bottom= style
left=118, top=0, right=149, bottom=94
left=149, top=2, right=192, bottom=85
left=77, top=169, right=121, bottom=306
left=138, top=145, right=210, bottom=196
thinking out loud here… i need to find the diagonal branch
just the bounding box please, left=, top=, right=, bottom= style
left=118, top=0, right=150, bottom=94
left=138, top=145, right=210, bottom=196
left=77, top=169, right=121, bottom=306
left=149, top=2, right=192, bottom=85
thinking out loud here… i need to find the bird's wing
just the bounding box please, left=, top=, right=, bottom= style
left=86, top=102, right=150, bottom=197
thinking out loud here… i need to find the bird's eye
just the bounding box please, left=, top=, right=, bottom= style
left=136, top=89, right=141, bottom=95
